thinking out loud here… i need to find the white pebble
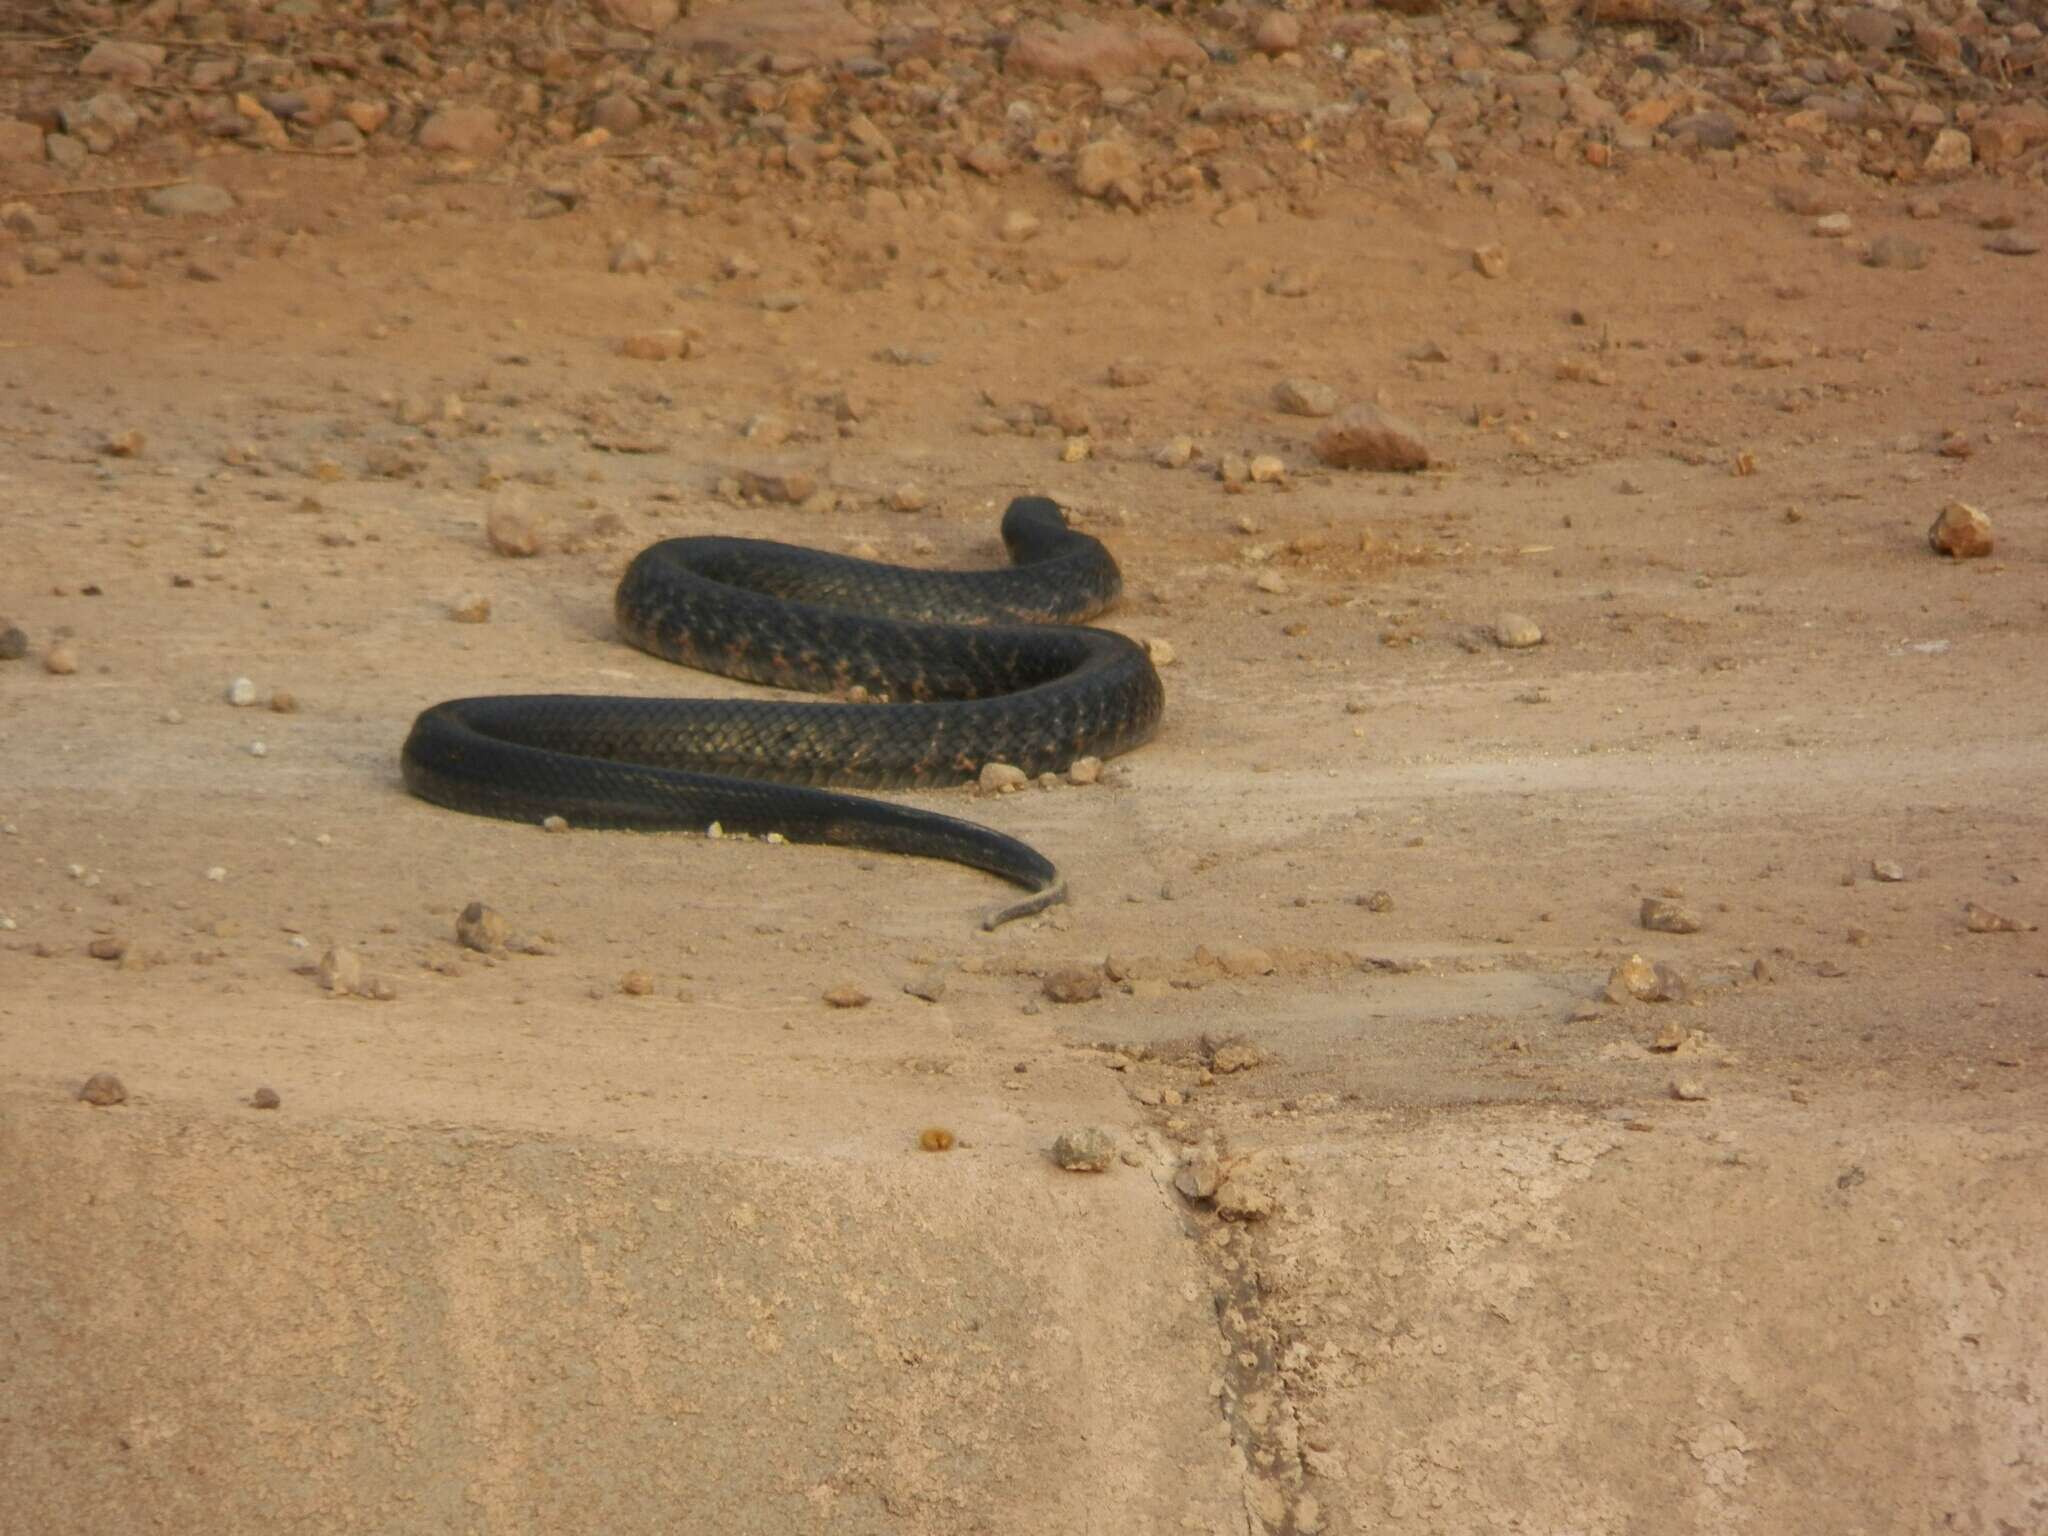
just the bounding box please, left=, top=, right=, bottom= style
left=287, top=934, right=308, bottom=949
left=225, top=677, right=257, bottom=707
left=765, top=832, right=786, bottom=844
left=315, top=832, right=332, bottom=847
left=205, top=866, right=227, bottom=882
left=0, top=914, right=14, bottom=930
left=163, top=709, right=183, bottom=724
left=707, top=821, right=724, bottom=839
left=249, top=741, right=267, bottom=757
left=67, top=863, right=86, bottom=879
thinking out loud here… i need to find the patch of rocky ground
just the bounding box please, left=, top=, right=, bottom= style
left=5, top=0, right=2046, bottom=260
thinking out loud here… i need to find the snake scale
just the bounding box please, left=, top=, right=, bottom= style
left=400, top=496, right=1164, bottom=927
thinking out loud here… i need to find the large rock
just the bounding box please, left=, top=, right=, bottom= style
left=1005, top=18, right=1206, bottom=85
left=672, top=0, right=875, bottom=66
left=1312, top=403, right=1432, bottom=472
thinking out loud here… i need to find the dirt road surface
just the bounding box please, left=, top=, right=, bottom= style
left=4, top=3, right=2046, bottom=1531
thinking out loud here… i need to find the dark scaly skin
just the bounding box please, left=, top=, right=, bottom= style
left=400, top=497, right=1165, bottom=927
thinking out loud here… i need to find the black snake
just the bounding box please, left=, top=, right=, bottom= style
left=400, top=497, right=1164, bottom=927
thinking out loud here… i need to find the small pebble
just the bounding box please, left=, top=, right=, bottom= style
left=450, top=593, right=492, bottom=623
left=1494, top=613, right=1544, bottom=648
left=43, top=643, right=78, bottom=675
left=1144, top=637, right=1177, bottom=667
left=1066, top=756, right=1102, bottom=786
left=1248, top=454, right=1286, bottom=484
left=1641, top=897, right=1703, bottom=934
left=1472, top=243, right=1510, bottom=278
left=1670, top=1078, right=1710, bottom=1102
left=87, top=936, right=128, bottom=962
left=917, top=1126, right=956, bottom=1152
left=104, top=429, right=145, bottom=458
left=888, top=482, right=927, bottom=513
left=1963, top=902, right=2033, bottom=934
left=486, top=505, right=544, bottom=558
left=620, top=969, right=654, bottom=996
left=823, top=983, right=871, bottom=1008
left=1154, top=436, right=1195, bottom=469
left=268, top=690, right=297, bottom=714
left=1210, top=1038, right=1265, bottom=1074
left=456, top=901, right=508, bottom=952
left=225, top=676, right=258, bottom=707
left=979, top=762, right=1028, bottom=794
left=0, top=626, right=28, bottom=661
left=318, top=946, right=362, bottom=995
left=1871, top=860, right=1906, bottom=882
left=1273, top=378, right=1337, bottom=418
left=1928, top=501, right=1992, bottom=559
left=250, top=1086, right=281, bottom=1110
left=78, top=1072, right=128, bottom=1107
left=1052, top=1126, right=1117, bottom=1172
left=1813, top=213, right=1853, bottom=238
left=620, top=330, right=691, bottom=361
left=609, top=239, right=654, bottom=275
left=1985, top=231, right=2040, bottom=256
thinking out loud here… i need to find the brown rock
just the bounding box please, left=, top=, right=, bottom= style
left=1174, top=1148, right=1221, bottom=1200
left=78, top=1072, right=127, bottom=1107
left=1052, top=1127, right=1118, bottom=1172
left=1928, top=501, right=1991, bottom=559
left=589, top=92, right=644, bottom=137
left=87, top=936, right=128, bottom=962
left=673, top=0, right=875, bottom=67
left=1312, top=404, right=1431, bottom=472
left=1640, top=897, right=1703, bottom=934
left=79, top=40, right=165, bottom=85
left=1213, top=1155, right=1278, bottom=1221
left=1604, top=953, right=1659, bottom=1003
left=1963, top=902, right=2034, bottom=934
left=1005, top=18, right=1206, bottom=85
left=621, top=329, right=691, bottom=361
left=1043, top=965, right=1104, bottom=1004
left=1970, top=104, right=2048, bottom=169
left=1209, top=1038, right=1265, bottom=1073
left=486, top=504, right=544, bottom=557
left=1273, top=377, right=1338, bottom=417
left=251, top=1086, right=282, bottom=1110
left=417, top=107, right=507, bottom=155
left=456, top=901, right=508, bottom=952
left=822, top=983, right=870, bottom=1008
left=1074, top=138, right=1143, bottom=203
left=1253, top=11, right=1302, bottom=54
left=318, top=946, right=362, bottom=996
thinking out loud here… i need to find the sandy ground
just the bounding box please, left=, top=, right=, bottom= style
left=4, top=125, right=2047, bottom=1533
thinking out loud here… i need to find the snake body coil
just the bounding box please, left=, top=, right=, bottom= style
left=400, top=497, right=1164, bottom=926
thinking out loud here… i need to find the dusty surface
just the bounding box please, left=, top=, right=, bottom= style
left=5, top=2, right=2048, bottom=1532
